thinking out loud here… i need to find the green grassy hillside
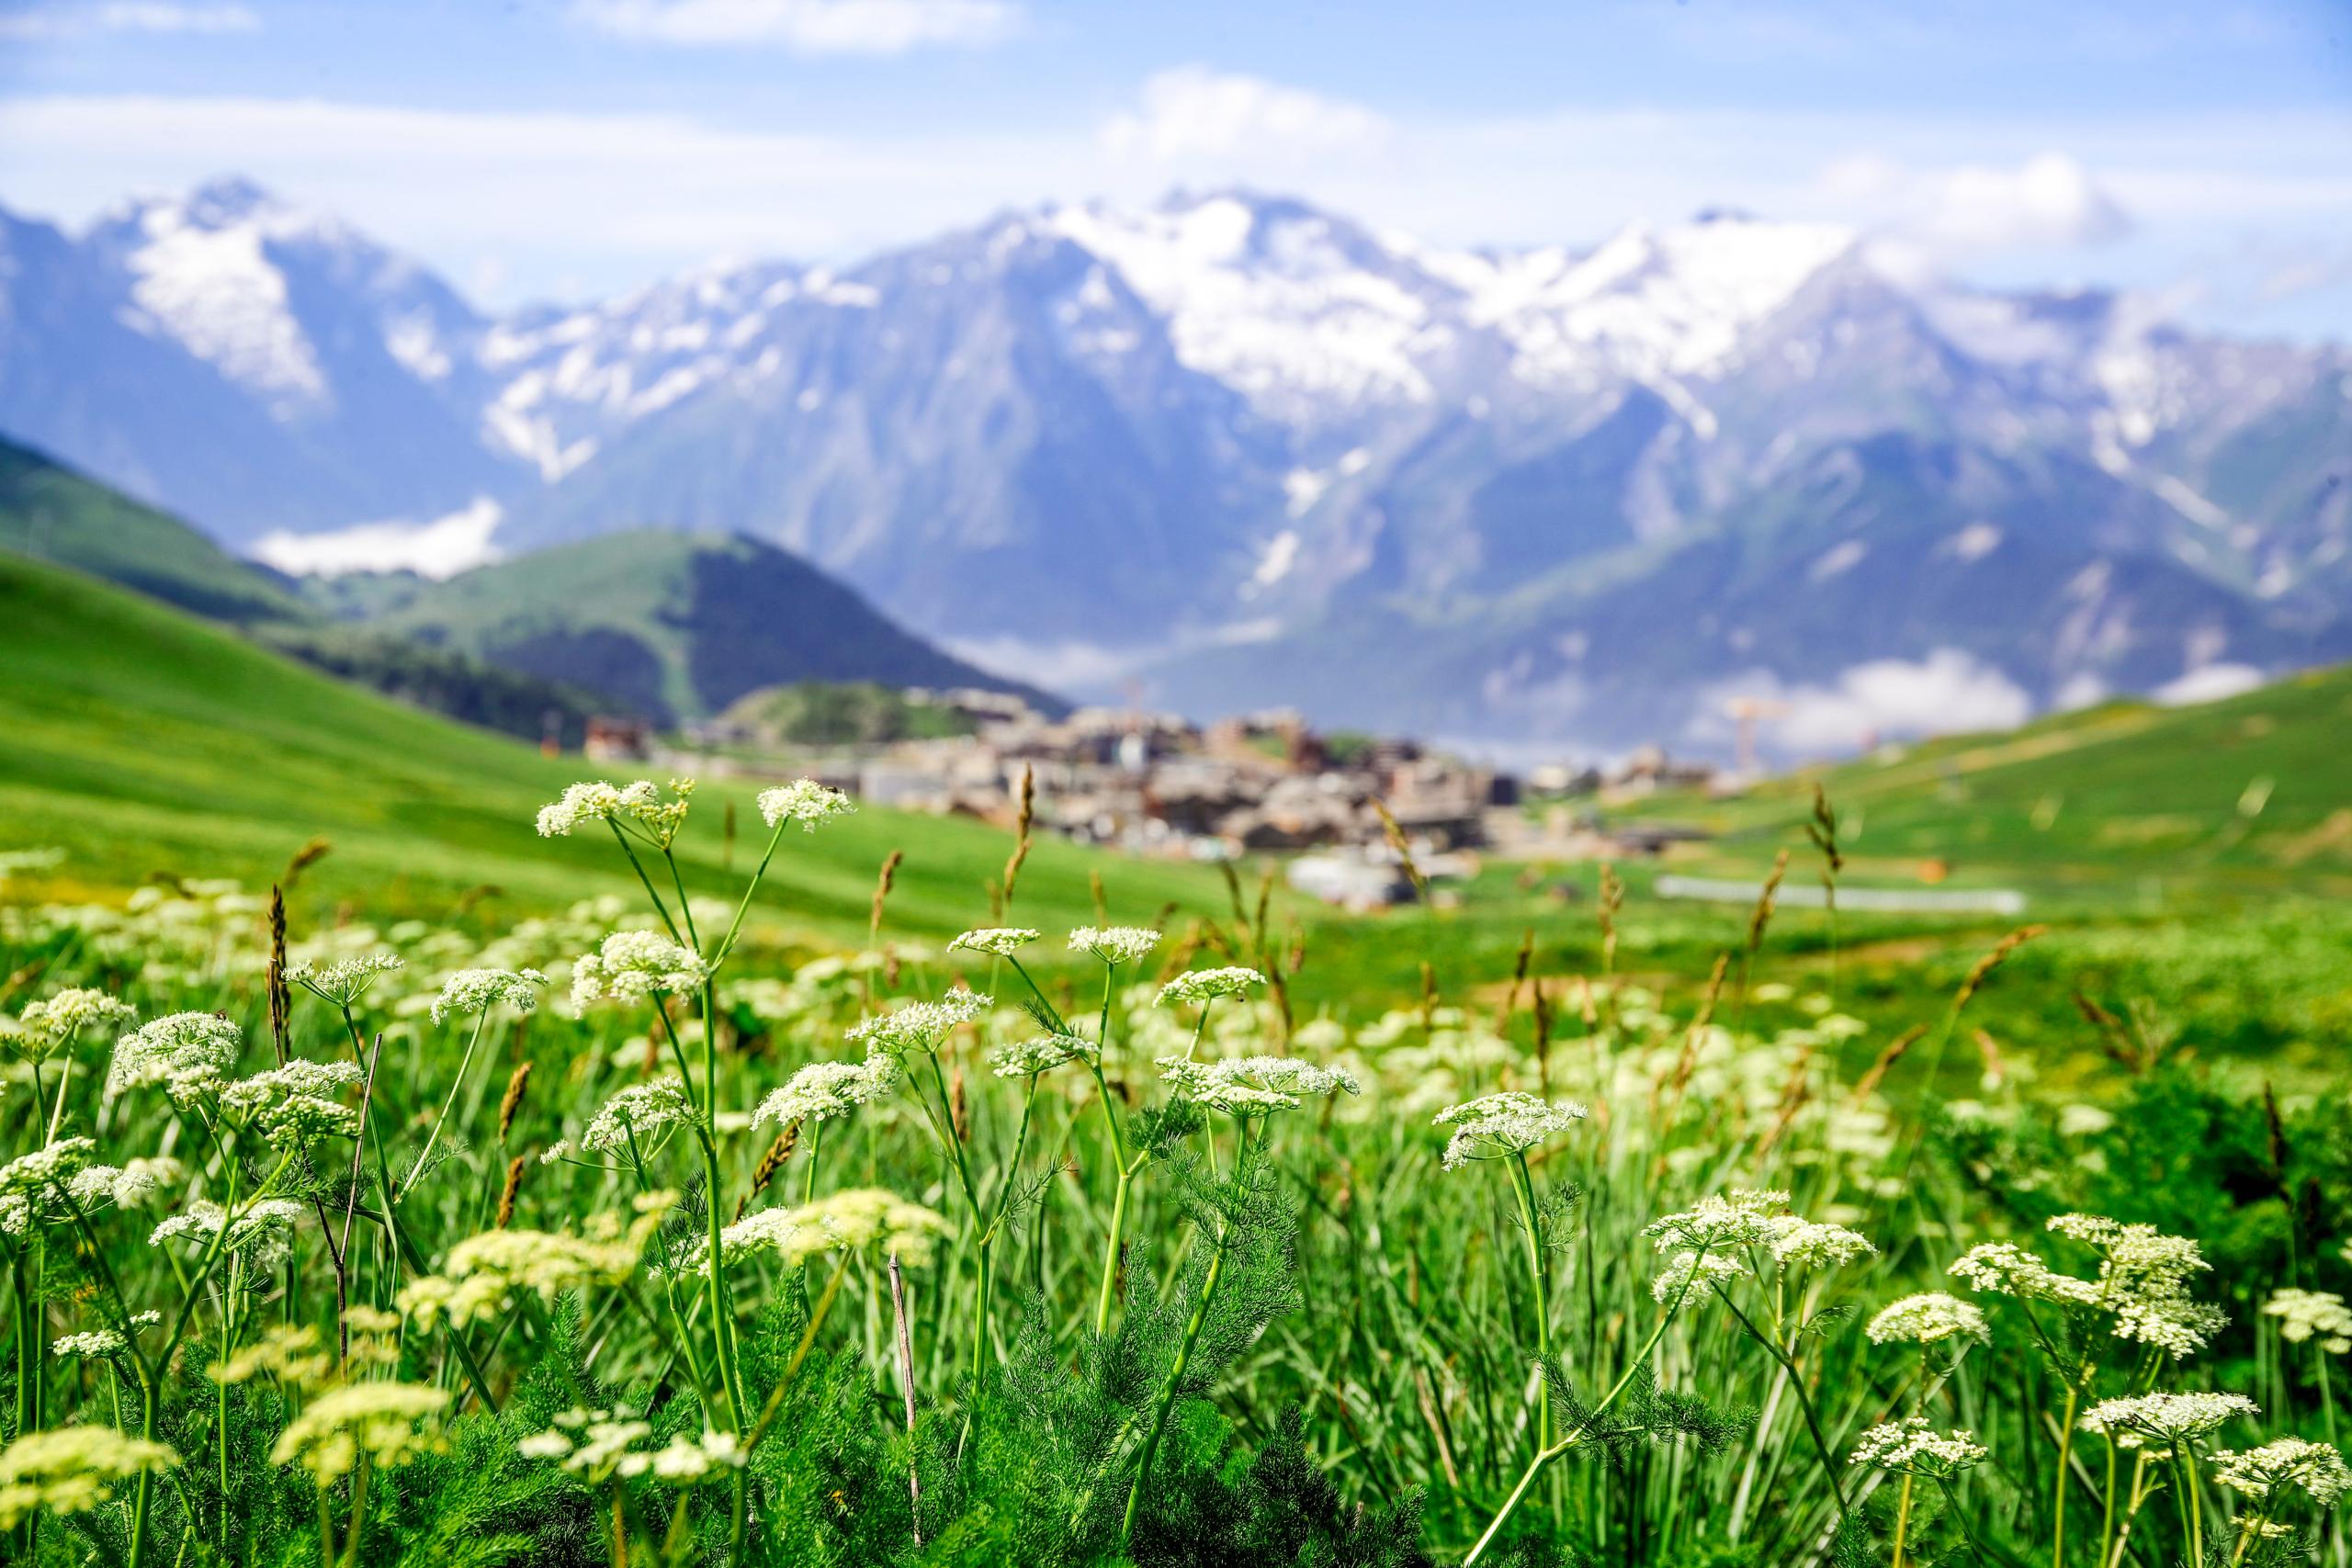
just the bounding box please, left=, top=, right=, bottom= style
left=0, top=435, right=310, bottom=624
left=0, top=551, right=1218, bottom=944
left=1623, top=666, right=2352, bottom=907
left=362, top=529, right=1059, bottom=724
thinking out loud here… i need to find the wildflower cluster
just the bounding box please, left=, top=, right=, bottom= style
left=849, top=991, right=989, bottom=1058
left=755, top=778, right=855, bottom=830
left=989, top=1032, right=1096, bottom=1077
left=1867, top=1292, right=1990, bottom=1345
left=1158, top=966, right=1265, bottom=1006
left=581, top=1077, right=700, bottom=1153
left=671, top=1189, right=949, bottom=1273
left=14, top=987, right=136, bottom=1055
left=399, top=1200, right=668, bottom=1327
left=2211, top=1438, right=2352, bottom=1506
left=270, top=1382, right=449, bottom=1485
left=948, top=927, right=1039, bottom=957
left=753, top=1056, right=899, bottom=1127
left=429, top=965, right=546, bottom=1025
left=1069, top=926, right=1162, bottom=964
left=287, top=953, right=405, bottom=1009
left=2262, top=1287, right=2352, bottom=1352
left=519, top=1408, right=748, bottom=1484
left=0, top=1426, right=180, bottom=1528
left=219, top=1058, right=362, bottom=1145
left=571, top=931, right=707, bottom=1008
left=1951, top=1213, right=2224, bottom=1359
left=107, top=1011, right=241, bottom=1106
left=1849, top=1418, right=1988, bottom=1477
left=2077, top=1391, right=2258, bottom=1448
left=1432, top=1091, right=1589, bottom=1169
left=1157, top=1054, right=1360, bottom=1113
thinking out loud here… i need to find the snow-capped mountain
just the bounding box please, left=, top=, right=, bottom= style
left=3, top=177, right=2345, bottom=752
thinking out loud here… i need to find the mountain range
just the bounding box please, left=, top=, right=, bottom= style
left=4, top=175, right=2346, bottom=754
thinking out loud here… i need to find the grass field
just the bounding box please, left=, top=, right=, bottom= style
left=6, top=547, right=2352, bottom=1568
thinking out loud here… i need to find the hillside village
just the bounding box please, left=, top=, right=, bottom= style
left=633, top=687, right=1726, bottom=906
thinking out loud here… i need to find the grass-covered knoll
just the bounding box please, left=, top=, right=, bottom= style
left=1625, top=664, right=2352, bottom=907
left=0, top=551, right=1218, bottom=944
left=356, top=529, right=1054, bottom=725
left=0, top=436, right=308, bottom=626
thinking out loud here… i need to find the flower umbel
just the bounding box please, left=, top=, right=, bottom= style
left=429, top=967, right=547, bottom=1026
left=1157, top=1055, right=1360, bottom=1114
left=948, top=928, right=1039, bottom=958
left=1849, top=1418, right=1988, bottom=1477
left=752, top=1057, right=899, bottom=1128
left=1433, top=1092, right=1589, bottom=1170
left=755, top=779, right=855, bottom=831
left=1069, top=926, right=1162, bottom=965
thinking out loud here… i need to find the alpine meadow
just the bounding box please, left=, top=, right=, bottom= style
left=6, top=2, right=2352, bottom=1565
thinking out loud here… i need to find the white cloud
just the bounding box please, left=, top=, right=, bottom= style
left=1820, top=151, right=2131, bottom=276
left=1103, top=68, right=1389, bottom=163
left=1706, top=650, right=2034, bottom=754
left=2152, top=662, right=2266, bottom=706
left=0, top=2, right=258, bottom=38
left=573, top=0, right=1015, bottom=52
left=1, top=90, right=2345, bottom=328
left=252, top=498, right=503, bottom=579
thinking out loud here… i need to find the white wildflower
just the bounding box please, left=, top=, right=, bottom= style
left=582, top=1077, right=699, bottom=1153
left=399, top=1203, right=668, bottom=1327
left=1432, top=1092, right=1588, bottom=1170
left=1068, top=926, right=1161, bottom=965
left=2211, top=1438, right=2352, bottom=1506
left=753, top=1056, right=899, bottom=1127
left=51, top=1330, right=126, bottom=1359
left=107, top=1012, right=241, bottom=1106
left=429, top=966, right=547, bottom=1026
left=571, top=933, right=707, bottom=1009
left=667, top=1189, right=949, bottom=1274
left=1849, top=1417, right=1988, bottom=1476
left=1157, top=1055, right=1359, bottom=1114
left=948, top=928, right=1039, bottom=958
left=2263, top=1289, right=2352, bottom=1353
left=989, top=1034, right=1096, bottom=1077
left=1644, top=1190, right=1790, bottom=1252
left=1653, top=1250, right=1745, bottom=1303
left=150, top=1199, right=305, bottom=1270
left=15, top=989, right=136, bottom=1056
left=1767, top=1214, right=1878, bottom=1270
left=1868, top=1292, right=1990, bottom=1346
left=755, top=779, right=855, bottom=831
left=1157, top=967, right=1265, bottom=1006
left=535, top=780, right=659, bottom=837
left=0, top=1426, right=180, bottom=1528
left=271, top=1382, right=447, bottom=1483
left=848, top=992, right=989, bottom=1059
left=219, top=1059, right=362, bottom=1146
left=287, top=954, right=404, bottom=1008
left=2079, top=1392, right=2258, bottom=1448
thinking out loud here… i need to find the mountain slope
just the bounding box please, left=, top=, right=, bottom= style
left=5, top=179, right=2346, bottom=750
left=0, top=434, right=310, bottom=624
left=0, top=550, right=1208, bottom=932
left=357, top=529, right=1062, bottom=725
left=1634, top=661, right=2352, bottom=898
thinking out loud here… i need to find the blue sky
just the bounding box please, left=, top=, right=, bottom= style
left=2, top=0, right=2346, bottom=335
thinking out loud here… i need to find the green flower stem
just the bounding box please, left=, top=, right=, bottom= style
left=1711, top=1281, right=1849, bottom=1527
left=401, top=1009, right=492, bottom=1200
left=1463, top=1242, right=1716, bottom=1567
left=605, top=820, right=684, bottom=944
left=1505, top=1151, right=1554, bottom=1452
left=1893, top=1471, right=1916, bottom=1568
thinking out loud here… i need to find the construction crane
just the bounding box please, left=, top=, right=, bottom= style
left=1724, top=697, right=1790, bottom=777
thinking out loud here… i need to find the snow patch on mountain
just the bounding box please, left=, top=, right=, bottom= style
left=118, top=198, right=326, bottom=409
left=1046, top=196, right=1442, bottom=418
